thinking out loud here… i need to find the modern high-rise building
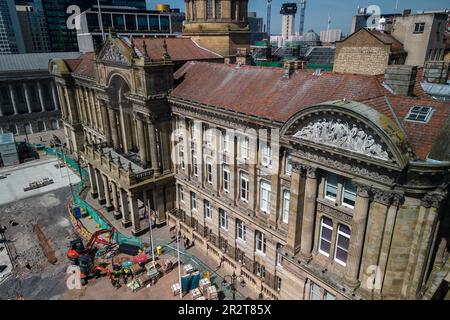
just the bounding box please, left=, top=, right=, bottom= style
left=33, top=0, right=147, bottom=52
left=281, top=3, right=297, bottom=43
left=76, top=4, right=185, bottom=53
left=16, top=3, right=50, bottom=53
left=320, top=29, right=342, bottom=43
left=248, top=11, right=265, bottom=44
left=0, top=0, right=25, bottom=55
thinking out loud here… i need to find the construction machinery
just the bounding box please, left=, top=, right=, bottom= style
left=78, top=254, right=112, bottom=286
left=67, top=228, right=116, bottom=264
left=67, top=229, right=117, bottom=286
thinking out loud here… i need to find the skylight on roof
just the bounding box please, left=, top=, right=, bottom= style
left=405, top=106, right=434, bottom=123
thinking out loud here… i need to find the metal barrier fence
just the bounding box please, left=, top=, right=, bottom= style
left=162, top=243, right=246, bottom=300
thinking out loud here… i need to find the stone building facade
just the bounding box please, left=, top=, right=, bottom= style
left=50, top=5, right=450, bottom=302
left=0, top=52, right=80, bottom=137
left=166, top=61, right=450, bottom=300
left=183, top=0, right=250, bottom=61
left=50, top=35, right=225, bottom=236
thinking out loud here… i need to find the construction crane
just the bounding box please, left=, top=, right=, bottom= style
left=299, top=0, right=307, bottom=35
left=267, top=0, right=272, bottom=38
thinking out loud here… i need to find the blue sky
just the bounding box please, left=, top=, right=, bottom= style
left=147, top=0, right=449, bottom=35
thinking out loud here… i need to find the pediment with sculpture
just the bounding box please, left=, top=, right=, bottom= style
left=99, top=42, right=130, bottom=66
left=290, top=116, right=391, bottom=161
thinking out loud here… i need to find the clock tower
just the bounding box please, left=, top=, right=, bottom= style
left=183, top=0, right=251, bottom=61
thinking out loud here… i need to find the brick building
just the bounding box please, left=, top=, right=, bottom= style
left=335, top=11, right=448, bottom=75
left=334, top=28, right=407, bottom=76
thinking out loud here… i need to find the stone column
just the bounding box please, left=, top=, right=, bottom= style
left=82, top=88, right=91, bottom=127
left=128, top=192, right=141, bottom=235
left=56, top=85, right=67, bottom=119
left=360, top=189, right=393, bottom=292
left=120, top=107, right=132, bottom=153
left=87, top=164, right=98, bottom=198
left=148, top=121, right=159, bottom=172
left=102, top=174, right=113, bottom=211
left=376, top=193, right=403, bottom=297
left=37, top=82, right=46, bottom=112
left=120, top=189, right=131, bottom=227
left=100, top=101, right=112, bottom=145
left=89, top=90, right=99, bottom=130
left=344, top=183, right=371, bottom=287
left=408, top=192, right=446, bottom=298
left=108, top=108, right=119, bottom=149
left=136, top=117, right=148, bottom=168
left=95, top=169, right=105, bottom=204
left=300, top=166, right=319, bottom=261
left=8, top=85, right=18, bottom=115
left=23, top=84, right=32, bottom=113
left=110, top=181, right=120, bottom=219
left=51, top=82, right=59, bottom=110
left=74, top=88, right=84, bottom=124
left=286, top=162, right=305, bottom=255
left=160, top=120, right=171, bottom=173
left=64, top=87, right=79, bottom=123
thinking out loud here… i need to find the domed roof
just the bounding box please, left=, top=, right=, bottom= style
left=300, top=30, right=320, bottom=42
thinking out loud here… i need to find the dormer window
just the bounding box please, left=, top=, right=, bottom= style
left=405, top=106, right=433, bottom=123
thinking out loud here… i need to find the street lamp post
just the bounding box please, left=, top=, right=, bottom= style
left=222, top=271, right=246, bottom=300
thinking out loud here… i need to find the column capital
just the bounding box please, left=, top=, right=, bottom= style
left=354, top=182, right=371, bottom=198
left=372, top=188, right=395, bottom=205
left=421, top=192, right=447, bottom=209
left=291, top=161, right=302, bottom=173
left=301, top=165, right=318, bottom=179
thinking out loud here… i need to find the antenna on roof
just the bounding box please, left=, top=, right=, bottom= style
left=97, top=0, right=105, bottom=41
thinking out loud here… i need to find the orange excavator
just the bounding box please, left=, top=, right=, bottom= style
left=67, top=229, right=116, bottom=286
left=67, top=229, right=115, bottom=263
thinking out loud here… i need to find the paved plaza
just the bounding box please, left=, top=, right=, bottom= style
left=0, top=158, right=80, bottom=206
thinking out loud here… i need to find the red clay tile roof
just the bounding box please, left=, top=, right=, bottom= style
left=130, top=37, right=223, bottom=62
left=172, top=61, right=450, bottom=161
left=68, top=38, right=222, bottom=78
left=368, top=30, right=404, bottom=52
left=71, top=52, right=95, bottom=78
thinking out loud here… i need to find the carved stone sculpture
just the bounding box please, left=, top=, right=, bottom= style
left=293, top=118, right=390, bottom=161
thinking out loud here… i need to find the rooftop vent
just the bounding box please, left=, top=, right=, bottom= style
left=313, top=68, right=323, bottom=76
left=283, top=60, right=303, bottom=79
left=405, top=106, right=434, bottom=123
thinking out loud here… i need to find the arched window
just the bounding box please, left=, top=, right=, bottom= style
left=206, top=0, right=213, bottom=19
left=215, top=0, right=222, bottom=19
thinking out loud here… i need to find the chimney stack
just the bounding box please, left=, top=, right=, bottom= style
left=236, top=48, right=251, bottom=65
left=423, top=61, right=450, bottom=84
left=283, top=60, right=304, bottom=78
left=384, top=65, right=418, bottom=96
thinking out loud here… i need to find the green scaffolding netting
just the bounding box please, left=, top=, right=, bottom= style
left=45, top=147, right=142, bottom=248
